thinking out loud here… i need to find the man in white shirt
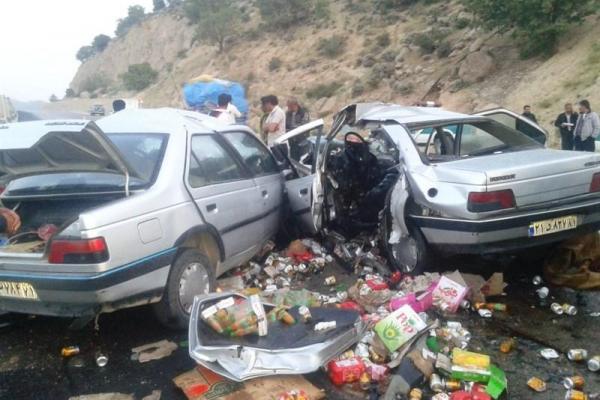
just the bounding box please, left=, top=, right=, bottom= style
left=261, top=95, right=286, bottom=145
left=212, top=94, right=242, bottom=125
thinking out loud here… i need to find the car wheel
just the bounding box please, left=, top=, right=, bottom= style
left=153, top=249, right=215, bottom=329
left=380, top=197, right=433, bottom=275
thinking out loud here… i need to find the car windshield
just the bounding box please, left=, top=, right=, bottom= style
left=408, top=119, right=541, bottom=163
left=106, top=133, right=168, bottom=182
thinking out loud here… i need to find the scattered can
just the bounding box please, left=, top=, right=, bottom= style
left=444, top=379, right=462, bottom=391
left=527, top=377, right=547, bottom=392
left=460, top=299, right=471, bottom=310
left=314, top=321, right=336, bottom=332
left=478, top=309, right=492, bottom=318
left=587, top=355, right=600, bottom=372
left=359, top=372, right=371, bottom=391
left=540, top=348, right=560, bottom=359
left=61, top=346, right=80, bottom=357
left=532, top=275, right=543, bottom=285
left=430, top=373, right=443, bottom=393
left=562, top=304, right=578, bottom=316
left=95, top=353, right=109, bottom=367
left=551, top=303, right=564, bottom=315
left=298, top=306, right=312, bottom=323
left=568, top=349, right=588, bottom=362
left=565, top=389, right=588, bottom=400
left=536, top=287, right=549, bottom=299
left=336, top=291, right=348, bottom=302
left=563, top=376, right=585, bottom=390
left=325, top=276, right=337, bottom=286
left=500, top=338, right=516, bottom=354
left=408, top=388, right=423, bottom=400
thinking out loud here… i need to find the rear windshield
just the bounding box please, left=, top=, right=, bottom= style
left=107, top=133, right=168, bottom=182
left=409, top=120, right=541, bottom=163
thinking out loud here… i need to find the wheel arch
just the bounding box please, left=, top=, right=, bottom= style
left=173, top=225, right=225, bottom=269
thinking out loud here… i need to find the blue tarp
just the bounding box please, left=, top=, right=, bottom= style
left=183, top=79, right=248, bottom=114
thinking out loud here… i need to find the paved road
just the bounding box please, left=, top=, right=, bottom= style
left=0, top=256, right=598, bottom=400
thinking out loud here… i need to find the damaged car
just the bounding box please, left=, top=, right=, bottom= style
left=0, top=109, right=286, bottom=327
left=276, top=103, right=600, bottom=274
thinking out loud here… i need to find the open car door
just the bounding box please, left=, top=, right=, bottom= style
left=476, top=108, right=547, bottom=145
left=274, top=119, right=325, bottom=234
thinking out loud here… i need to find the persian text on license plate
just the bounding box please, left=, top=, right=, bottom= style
left=529, top=215, right=578, bottom=237
left=0, top=281, right=39, bottom=300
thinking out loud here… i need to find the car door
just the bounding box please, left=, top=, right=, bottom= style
left=222, top=130, right=284, bottom=241
left=273, top=120, right=325, bottom=234
left=476, top=108, right=547, bottom=145
left=186, top=133, right=264, bottom=261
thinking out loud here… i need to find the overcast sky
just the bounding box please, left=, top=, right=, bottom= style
left=0, top=0, right=153, bottom=102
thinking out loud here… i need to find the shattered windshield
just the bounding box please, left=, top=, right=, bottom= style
left=409, top=119, right=541, bottom=162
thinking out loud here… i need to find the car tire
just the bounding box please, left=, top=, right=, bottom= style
left=153, top=249, right=215, bottom=329
left=380, top=196, right=434, bottom=276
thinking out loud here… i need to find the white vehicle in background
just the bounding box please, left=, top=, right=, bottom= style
left=0, top=95, right=18, bottom=124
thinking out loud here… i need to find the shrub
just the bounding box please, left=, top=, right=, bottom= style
left=314, top=0, right=331, bottom=20
left=306, top=81, right=342, bottom=98
left=92, top=34, right=111, bottom=53
left=351, top=81, right=365, bottom=97
left=80, top=73, right=112, bottom=94
left=317, top=35, right=347, bottom=58
left=257, top=0, right=313, bottom=30
left=454, top=17, right=470, bottom=29
left=115, top=5, right=146, bottom=37
left=177, top=49, right=187, bottom=59
left=121, top=63, right=158, bottom=91
left=436, top=41, right=452, bottom=58
left=269, top=57, right=283, bottom=71
left=64, top=88, right=76, bottom=98
left=184, top=0, right=241, bottom=52
left=413, top=33, right=436, bottom=54
left=76, top=46, right=95, bottom=63
left=375, top=32, right=391, bottom=48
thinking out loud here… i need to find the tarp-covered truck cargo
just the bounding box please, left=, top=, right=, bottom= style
left=183, top=76, right=248, bottom=121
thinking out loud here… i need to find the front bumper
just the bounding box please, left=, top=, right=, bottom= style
left=189, top=293, right=367, bottom=382
left=411, top=199, right=600, bottom=254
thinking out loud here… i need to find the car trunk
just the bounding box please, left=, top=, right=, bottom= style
left=439, top=149, right=600, bottom=207
left=0, top=195, right=122, bottom=254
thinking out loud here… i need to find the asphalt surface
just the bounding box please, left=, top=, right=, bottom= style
left=1, top=253, right=599, bottom=400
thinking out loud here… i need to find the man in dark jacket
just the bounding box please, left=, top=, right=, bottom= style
left=521, top=105, right=538, bottom=124
left=554, top=103, right=578, bottom=150
left=0, top=208, right=20, bottom=236
left=285, top=98, right=310, bottom=132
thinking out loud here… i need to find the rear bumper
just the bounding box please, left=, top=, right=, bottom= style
left=411, top=199, right=600, bottom=254
left=0, top=248, right=176, bottom=317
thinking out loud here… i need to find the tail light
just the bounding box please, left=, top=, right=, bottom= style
left=468, top=190, right=516, bottom=212
left=48, top=238, right=109, bottom=264
left=590, top=173, right=600, bottom=192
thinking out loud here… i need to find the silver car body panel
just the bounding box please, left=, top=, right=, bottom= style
left=0, top=108, right=285, bottom=317
left=188, top=293, right=368, bottom=382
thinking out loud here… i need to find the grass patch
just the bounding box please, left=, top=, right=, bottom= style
left=306, top=81, right=343, bottom=98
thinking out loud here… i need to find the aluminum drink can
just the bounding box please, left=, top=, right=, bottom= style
left=551, top=303, right=564, bottom=315
left=325, top=276, right=336, bottom=286
left=587, top=355, right=600, bottom=372
left=61, top=346, right=80, bottom=357
left=562, top=304, right=578, bottom=316
left=298, top=306, right=312, bottom=323
left=565, top=389, right=588, bottom=400
left=96, top=354, right=108, bottom=367
left=444, top=379, right=462, bottom=391
left=408, top=388, right=422, bottom=400
left=500, top=338, right=516, bottom=353
left=460, top=299, right=471, bottom=310
left=563, top=376, right=585, bottom=390
left=537, top=287, right=549, bottom=299
left=567, top=349, right=588, bottom=361
left=532, top=275, right=543, bottom=285
left=430, top=373, right=443, bottom=392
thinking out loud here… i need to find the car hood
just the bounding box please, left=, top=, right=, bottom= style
left=0, top=120, right=135, bottom=183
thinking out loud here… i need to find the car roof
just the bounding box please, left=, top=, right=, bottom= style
left=351, top=102, right=481, bottom=125
left=96, top=107, right=239, bottom=135
left=0, top=120, right=89, bottom=149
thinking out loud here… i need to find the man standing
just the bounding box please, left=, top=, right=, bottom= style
left=285, top=98, right=310, bottom=132
left=0, top=208, right=20, bottom=236
left=574, top=100, right=600, bottom=152
left=211, top=94, right=242, bottom=125
left=521, top=105, right=538, bottom=124
left=261, top=95, right=286, bottom=145
left=554, top=103, right=578, bottom=150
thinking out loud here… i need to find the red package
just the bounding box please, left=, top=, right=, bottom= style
left=327, top=357, right=365, bottom=386
left=471, top=384, right=491, bottom=400
left=451, top=392, right=472, bottom=400
left=366, top=275, right=389, bottom=291
left=337, top=301, right=363, bottom=314
left=389, top=271, right=402, bottom=285
left=292, top=251, right=313, bottom=263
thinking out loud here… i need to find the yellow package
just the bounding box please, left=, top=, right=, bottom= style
left=452, top=348, right=491, bottom=369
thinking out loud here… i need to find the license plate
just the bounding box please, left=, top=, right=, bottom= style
left=528, top=215, right=578, bottom=237
left=0, top=281, right=39, bottom=300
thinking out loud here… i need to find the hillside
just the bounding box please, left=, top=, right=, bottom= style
left=69, top=1, right=600, bottom=147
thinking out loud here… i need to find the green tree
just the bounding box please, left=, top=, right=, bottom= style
left=153, top=0, right=166, bottom=11
left=92, top=34, right=111, bottom=52
left=115, top=5, right=146, bottom=37
left=462, top=0, right=596, bottom=57
left=184, top=0, right=240, bottom=52
left=256, top=0, right=313, bottom=30
left=76, top=45, right=95, bottom=62
left=121, top=63, right=158, bottom=91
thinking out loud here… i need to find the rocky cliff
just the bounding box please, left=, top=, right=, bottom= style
left=69, top=1, right=600, bottom=146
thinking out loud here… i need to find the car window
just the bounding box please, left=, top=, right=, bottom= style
left=224, top=131, right=279, bottom=176
left=189, top=135, right=244, bottom=188
left=106, top=133, right=167, bottom=182
left=459, top=124, right=504, bottom=155
left=483, top=111, right=546, bottom=144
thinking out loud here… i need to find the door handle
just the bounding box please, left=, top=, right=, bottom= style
left=262, top=190, right=268, bottom=198
left=206, top=203, right=217, bottom=212
left=299, top=188, right=309, bottom=196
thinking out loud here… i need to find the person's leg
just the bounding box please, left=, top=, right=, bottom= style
left=561, top=132, right=573, bottom=150
left=584, top=137, right=596, bottom=152
left=574, top=136, right=583, bottom=151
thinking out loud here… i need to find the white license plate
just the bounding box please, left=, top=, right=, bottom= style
left=529, top=215, right=578, bottom=237
left=0, top=281, right=39, bottom=300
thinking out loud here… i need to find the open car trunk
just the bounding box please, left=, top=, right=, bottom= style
left=0, top=195, right=122, bottom=254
